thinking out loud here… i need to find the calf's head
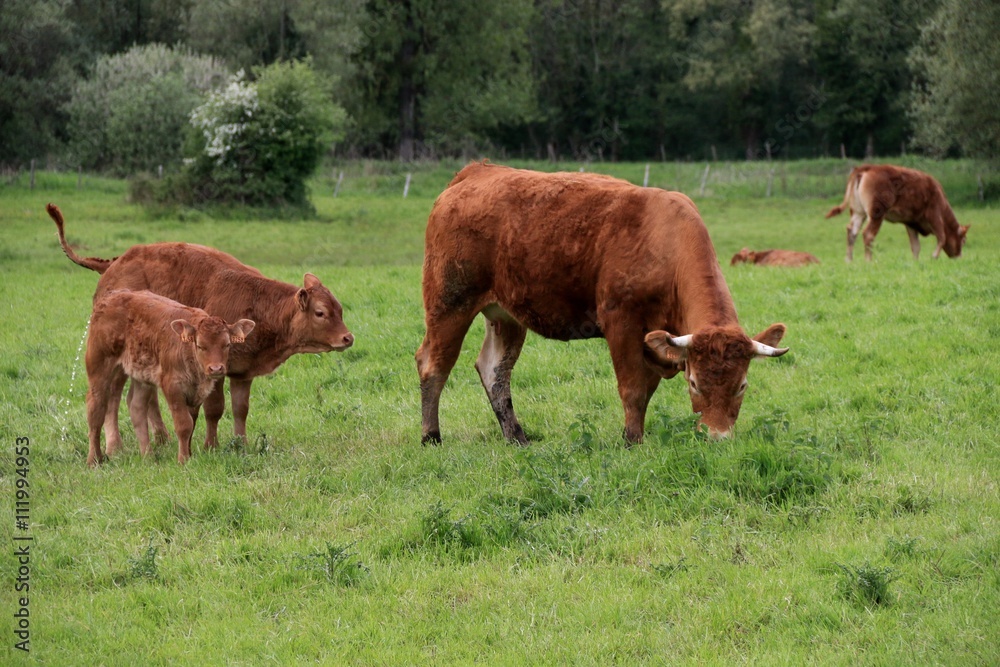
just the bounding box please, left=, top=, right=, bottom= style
left=644, top=324, right=787, bottom=438
left=290, top=273, right=354, bottom=353
left=730, top=248, right=754, bottom=265
left=171, top=317, right=256, bottom=378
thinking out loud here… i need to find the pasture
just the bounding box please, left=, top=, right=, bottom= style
left=1, top=159, right=998, bottom=664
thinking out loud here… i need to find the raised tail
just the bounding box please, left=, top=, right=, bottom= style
left=46, top=203, right=116, bottom=274
left=825, top=168, right=862, bottom=218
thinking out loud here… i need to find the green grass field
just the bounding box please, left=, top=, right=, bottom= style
left=1, top=159, right=998, bottom=665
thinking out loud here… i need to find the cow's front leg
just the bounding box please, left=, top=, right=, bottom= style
left=229, top=378, right=253, bottom=443
left=475, top=314, right=528, bottom=444
left=165, top=395, right=195, bottom=464
left=605, top=320, right=660, bottom=444
left=202, top=379, right=225, bottom=448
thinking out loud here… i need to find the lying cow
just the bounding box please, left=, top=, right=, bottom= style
left=730, top=248, right=820, bottom=267
left=825, top=164, right=969, bottom=261
left=48, top=203, right=353, bottom=453
left=86, top=290, right=255, bottom=466
left=417, top=162, right=788, bottom=443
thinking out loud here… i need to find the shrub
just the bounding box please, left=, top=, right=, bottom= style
left=67, top=44, right=229, bottom=175
left=180, top=59, right=347, bottom=208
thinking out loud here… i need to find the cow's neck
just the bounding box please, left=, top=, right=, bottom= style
left=674, top=260, right=740, bottom=334
left=224, top=278, right=301, bottom=378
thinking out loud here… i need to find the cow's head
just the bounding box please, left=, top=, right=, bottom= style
left=944, top=224, right=970, bottom=258
left=291, top=273, right=354, bottom=353
left=171, top=317, right=256, bottom=378
left=643, top=323, right=787, bottom=438
left=730, top=248, right=754, bottom=265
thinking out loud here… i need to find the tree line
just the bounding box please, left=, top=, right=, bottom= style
left=2, top=0, right=998, bottom=172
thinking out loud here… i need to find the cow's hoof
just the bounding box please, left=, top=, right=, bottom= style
left=421, top=431, right=442, bottom=446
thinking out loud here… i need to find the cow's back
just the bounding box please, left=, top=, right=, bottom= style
left=424, top=162, right=726, bottom=339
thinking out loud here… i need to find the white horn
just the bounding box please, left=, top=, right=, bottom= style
left=666, top=334, right=693, bottom=349
left=752, top=341, right=789, bottom=357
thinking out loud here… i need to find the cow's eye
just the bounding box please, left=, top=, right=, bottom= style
left=736, top=379, right=748, bottom=396
left=314, top=310, right=325, bottom=318
left=688, top=378, right=700, bottom=395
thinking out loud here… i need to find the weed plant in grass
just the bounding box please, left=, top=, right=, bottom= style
left=0, top=161, right=997, bottom=664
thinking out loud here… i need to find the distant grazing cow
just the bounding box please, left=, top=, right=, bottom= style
left=825, top=164, right=969, bottom=261
left=417, top=162, right=789, bottom=443
left=730, top=248, right=820, bottom=267
left=47, top=204, right=354, bottom=452
left=86, top=290, right=255, bottom=466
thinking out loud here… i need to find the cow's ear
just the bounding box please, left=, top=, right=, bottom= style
left=752, top=323, right=786, bottom=348
left=296, top=288, right=310, bottom=311
left=644, top=330, right=686, bottom=377
left=229, top=319, right=256, bottom=344
left=171, top=319, right=197, bottom=343
left=303, top=273, right=321, bottom=289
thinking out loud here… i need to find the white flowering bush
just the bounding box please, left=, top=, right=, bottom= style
left=179, top=59, right=346, bottom=207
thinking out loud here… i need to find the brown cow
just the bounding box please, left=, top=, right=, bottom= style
left=86, top=290, right=255, bottom=466
left=47, top=204, right=354, bottom=452
left=730, top=248, right=820, bottom=267
left=416, top=162, right=788, bottom=443
left=825, top=164, right=969, bottom=261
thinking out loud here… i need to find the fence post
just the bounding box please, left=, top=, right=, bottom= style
left=766, top=168, right=775, bottom=198
left=643, top=163, right=650, bottom=187
left=699, top=163, right=710, bottom=197
left=157, top=165, right=163, bottom=179
left=333, top=170, right=344, bottom=197
left=403, top=172, right=412, bottom=198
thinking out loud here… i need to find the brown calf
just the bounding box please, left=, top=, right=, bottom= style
left=48, top=203, right=353, bottom=451
left=86, top=290, right=254, bottom=466
left=825, top=164, right=969, bottom=261
left=730, top=248, right=820, bottom=267
left=417, top=162, right=788, bottom=443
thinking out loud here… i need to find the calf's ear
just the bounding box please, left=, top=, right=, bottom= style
left=170, top=319, right=197, bottom=343
left=643, top=330, right=686, bottom=377
left=303, top=273, right=321, bottom=289
left=296, top=288, right=310, bottom=311
left=752, top=323, right=789, bottom=357
left=229, top=319, right=256, bottom=344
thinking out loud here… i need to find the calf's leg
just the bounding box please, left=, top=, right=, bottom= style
left=128, top=382, right=155, bottom=457
left=416, top=310, right=478, bottom=444
left=202, top=379, right=225, bottom=448
left=475, top=314, right=528, bottom=444
left=103, top=372, right=128, bottom=456
left=165, top=396, right=195, bottom=464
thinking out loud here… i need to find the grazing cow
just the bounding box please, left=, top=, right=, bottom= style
left=825, top=164, right=969, bottom=261
left=47, top=204, right=354, bottom=452
left=730, top=248, right=820, bottom=267
left=416, top=162, right=789, bottom=443
left=86, top=290, right=255, bottom=466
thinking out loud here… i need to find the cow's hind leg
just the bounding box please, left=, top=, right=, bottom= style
left=475, top=312, right=528, bottom=444
left=862, top=216, right=884, bottom=261
left=128, top=381, right=171, bottom=445
left=906, top=226, right=921, bottom=260
left=416, top=310, right=478, bottom=444
left=846, top=211, right=866, bottom=262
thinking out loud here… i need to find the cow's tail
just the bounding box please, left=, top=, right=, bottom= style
left=825, top=168, right=861, bottom=218
left=46, top=203, right=116, bottom=274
